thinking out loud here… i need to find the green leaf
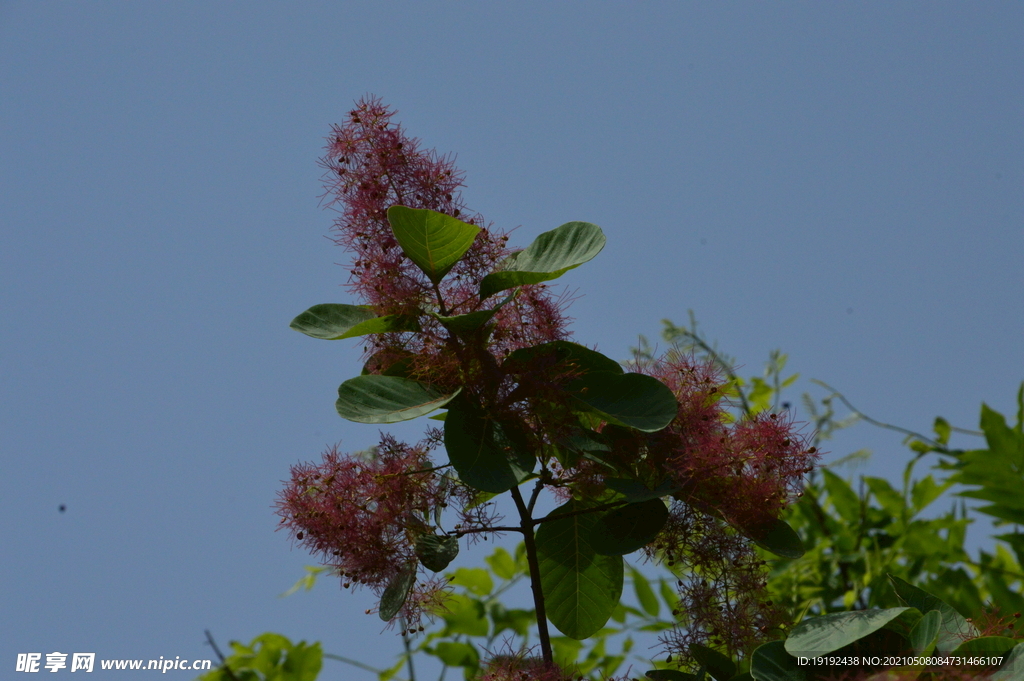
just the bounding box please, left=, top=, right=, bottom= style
left=630, top=566, right=660, bottom=617
left=485, top=547, right=518, bottom=581
left=379, top=567, right=416, bottom=621
left=433, top=292, right=517, bottom=335
left=951, top=636, right=1018, bottom=657
left=450, top=567, right=493, bottom=596
left=536, top=500, right=624, bottom=639
left=784, top=607, right=916, bottom=658
left=589, top=499, right=669, bottom=556
left=933, top=416, right=952, bottom=445
left=646, top=671, right=700, bottom=681
left=290, top=303, right=419, bottom=340
left=440, top=593, right=489, bottom=637
left=822, top=469, right=861, bottom=525
left=988, top=642, right=1024, bottom=681
left=995, top=532, right=1024, bottom=567
left=749, top=641, right=805, bottom=681
left=570, top=371, right=678, bottom=433
left=888, top=574, right=978, bottom=652
left=864, top=476, right=906, bottom=519
left=336, top=375, right=460, bottom=424
left=504, top=340, right=623, bottom=377
left=415, top=534, right=460, bottom=572
left=387, top=206, right=480, bottom=284
left=690, top=643, right=736, bottom=681
left=606, top=477, right=678, bottom=503
left=910, top=475, right=952, bottom=513
left=981, top=402, right=1021, bottom=458
left=909, top=609, right=941, bottom=655
left=432, top=641, right=479, bottom=669
left=444, top=401, right=535, bottom=493
left=747, top=518, right=805, bottom=559
left=480, top=220, right=606, bottom=299
left=659, top=579, right=680, bottom=611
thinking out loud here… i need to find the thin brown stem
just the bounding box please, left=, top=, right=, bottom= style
left=204, top=630, right=240, bottom=681
left=510, top=485, right=553, bottom=667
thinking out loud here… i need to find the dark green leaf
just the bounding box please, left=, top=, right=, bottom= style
left=433, top=292, right=517, bottom=335
left=689, top=643, right=736, bottom=681
left=909, top=609, right=941, bottom=655
left=606, top=478, right=678, bottom=503
left=444, top=401, right=535, bottom=493
left=888, top=574, right=978, bottom=652
left=951, top=636, right=1017, bottom=658
left=387, top=206, right=480, bottom=284
left=995, top=532, right=1024, bottom=567
left=291, top=303, right=420, bottom=340
left=747, top=518, right=805, bottom=559
left=784, top=607, right=916, bottom=658
left=335, top=375, right=460, bottom=424
left=589, top=499, right=669, bottom=556
left=415, top=534, right=460, bottom=572
left=504, top=340, right=623, bottom=377
left=536, top=500, right=624, bottom=639
left=479, top=221, right=606, bottom=299
left=379, top=567, right=416, bottom=621
left=570, top=371, right=678, bottom=433
left=749, top=641, right=805, bottom=681
left=646, top=671, right=700, bottom=681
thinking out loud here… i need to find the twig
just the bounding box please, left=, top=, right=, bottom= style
left=811, top=380, right=984, bottom=445
left=203, top=630, right=240, bottom=681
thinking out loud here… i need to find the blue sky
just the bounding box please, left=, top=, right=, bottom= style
left=2, top=3, right=1022, bottom=679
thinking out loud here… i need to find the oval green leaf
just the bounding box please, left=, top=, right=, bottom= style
left=504, top=340, right=623, bottom=377
left=589, top=499, right=669, bottom=556
left=415, top=534, right=460, bottom=573
left=387, top=206, right=480, bottom=284
left=379, top=566, right=417, bottom=621
left=888, top=574, right=978, bottom=652
left=750, top=641, right=805, bottom=681
left=444, top=401, right=535, bottom=493
left=536, top=500, right=624, bottom=640
left=480, top=221, right=606, bottom=300
left=746, top=517, right=805, bottom=559
left=335, top=375, right=460, bottom=424
left=570, top=371, right=678, bottom=433
left=291, top=303, right=420, bottom=340
left=784, top=607, right=916, bottom=659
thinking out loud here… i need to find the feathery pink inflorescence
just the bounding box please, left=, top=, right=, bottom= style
left=275, top=435, right=449, bottom=627
left=319, top=96, right=571, bottom=389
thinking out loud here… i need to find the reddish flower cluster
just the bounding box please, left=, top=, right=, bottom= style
left=593, top=352, right=820, bottom=660
left=275, top=435, right=450, bottom=627
left=319, top=96, right=571, bottom=389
